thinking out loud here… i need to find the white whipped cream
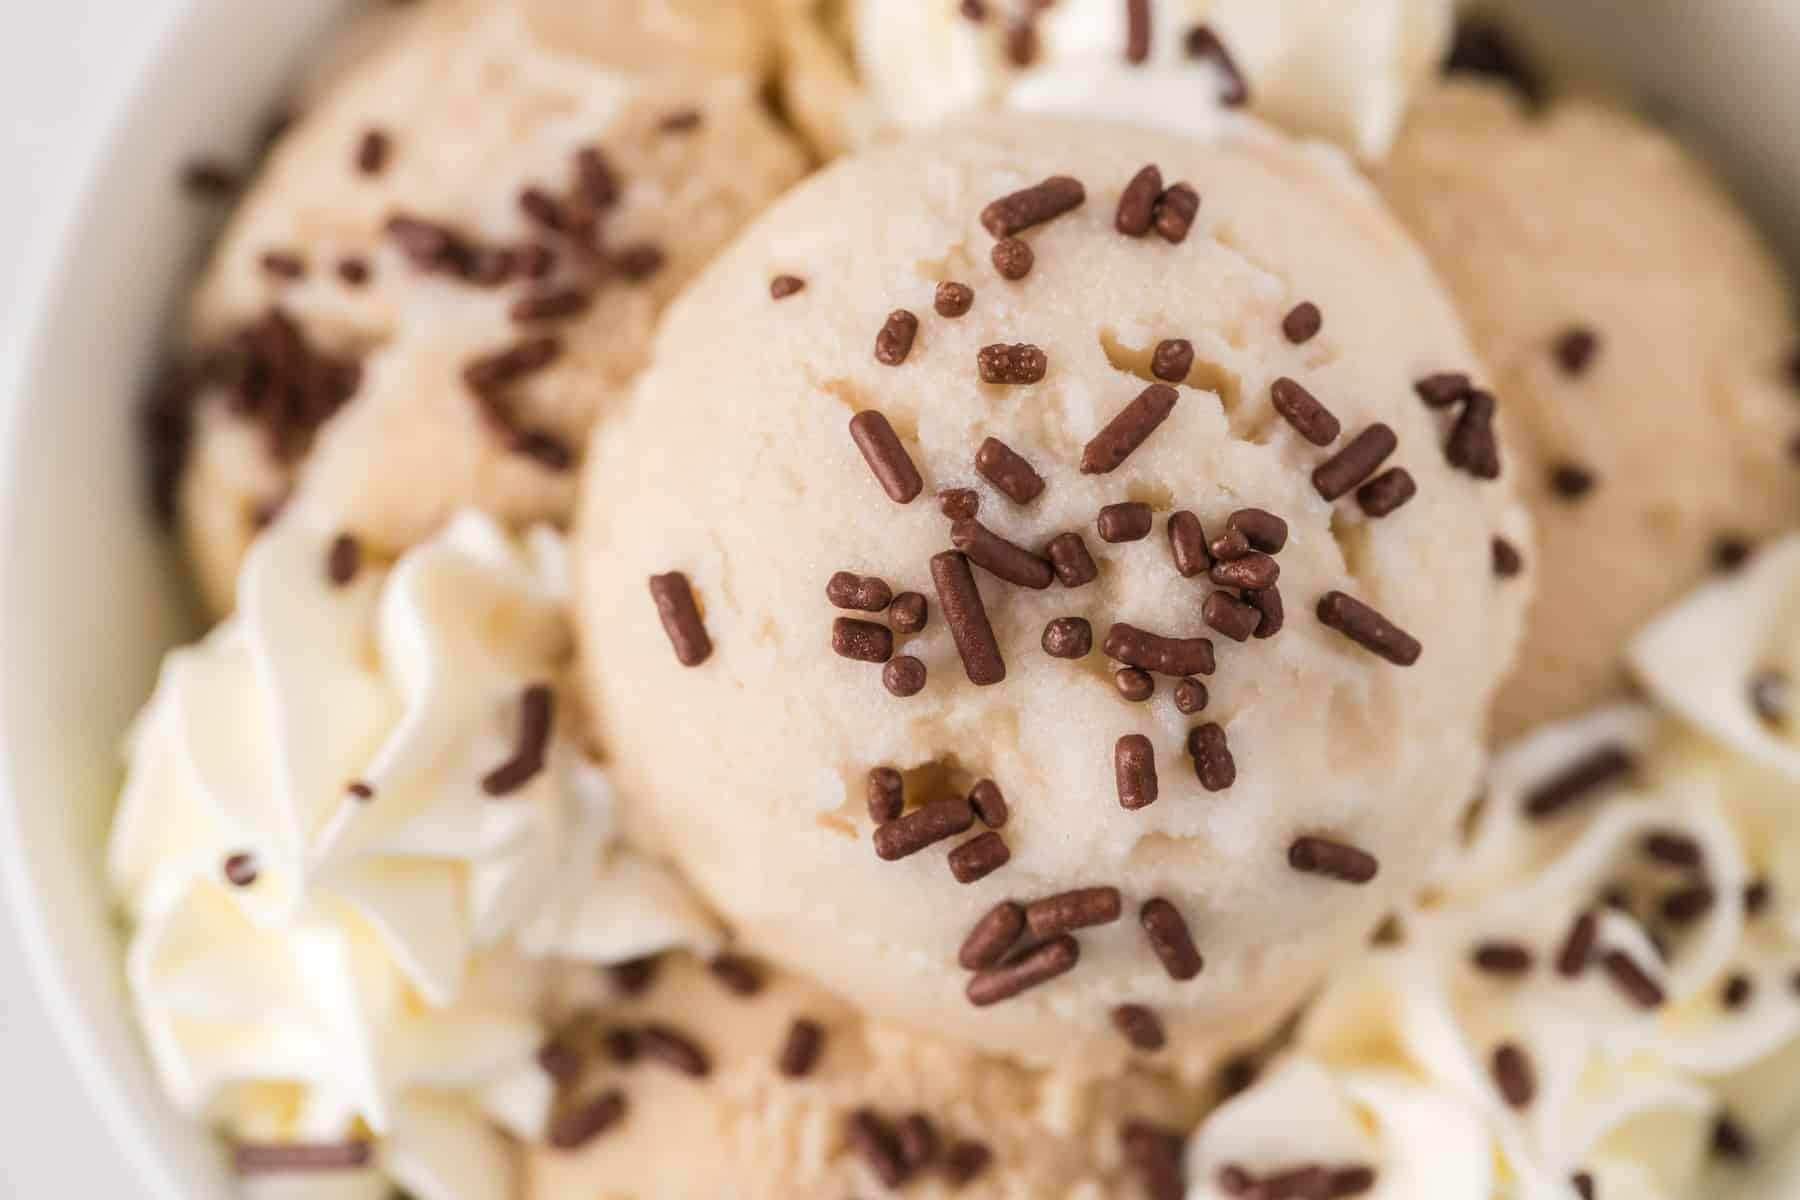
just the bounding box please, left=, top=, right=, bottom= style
left=848, top=0, right=1454, bottom=160
left=1185, top=538, right=1800, bottom=1199
left=109, top=511, right=718, bottom=1200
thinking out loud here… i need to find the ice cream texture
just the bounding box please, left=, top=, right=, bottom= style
left=574, top=111, right=1531, bottom=1077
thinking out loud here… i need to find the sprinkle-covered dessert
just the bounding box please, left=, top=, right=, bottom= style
left=573, top=111, right=1532, bottom=1076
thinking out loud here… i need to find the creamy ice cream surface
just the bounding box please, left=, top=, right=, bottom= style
left=108, top=511, right=719, bottom=1199
left=780, top=0, right=1454, bottom=160
left=1181, top=539, right=1800, bottom=1200
left=1378, top=81, right=1800, bottom=741
left=160, top=0, right=808, bottom=616
left=575, top=111, right=1531, bottom=1077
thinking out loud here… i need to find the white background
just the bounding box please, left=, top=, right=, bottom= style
left=0, top=1, right=168, bottom=1191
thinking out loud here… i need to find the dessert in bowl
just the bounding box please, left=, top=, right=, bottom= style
left=6, top=1, right=1800, bottom=1198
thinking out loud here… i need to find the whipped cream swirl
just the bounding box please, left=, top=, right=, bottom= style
left=109, top=512, right=718, bottom=1199
left=1186, top=538, right=1800, bottom=1199
left=847, top=0, right=1453, bottom=160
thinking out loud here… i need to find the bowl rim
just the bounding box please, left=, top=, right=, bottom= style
left=0, top=2, right=212, bottom=1195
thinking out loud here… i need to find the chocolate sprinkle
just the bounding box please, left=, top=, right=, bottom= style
left=1493, top=1043, right=1536, bottom=1108
left=932, top=551, right=1007, bottom=685
left=949, top=831, right=1011, bottom=883
left=935, top=281, right=975, bottom=317
left=1714, top=1113, right=1754, bottom=1162
left=1228, top=509, right=1288, bottom=553
left=510, top=288, right=592, bottom=324
left=960, top=901, right=1026, bottom=969
left=325, top=533, right=360, bottom=585
left=1097, top=501, right=1154, bottom=543
left=1357, top=468, right=1417, bottom=517
left=641, top=1024, right=711, bottom=1077
left=940, top=488, right=981, bottom=521
left=966, top=934, right=1080, bottom=1006
left=354, top=128, right=390, bottom=175
left=259, top=251, right=306, bottom=280
left=234, top=1142, right=374, bottom=1174
left=1289, top=836, right=1379, bottom=884
left=874, top=796, right=974, bottom=861
left=644, top=575, right=705, bottom=665
left=1554, top=327, right=1601, bottom=376
left=970, top=779, right=1008, bottom=828
left=1116, top=164, right=1164, bottom=237
left=849, top=410, right=924, bottom=503
left=1282, top=302, right=1322, bottom=344
left=1203, top=592, right=1262, bottom=642
left=1446, top=390, right=1502, bottom=479
left=1185, top=24, right=1250, bottom=105
left=1082, top=383, right=1180, bottom=474
left=1724, top=973, right=1755, bottom=1010
left=1173, top=677, right=1209, bottom=714
left=1524, top=746, right=1636, bottom=820
left=867, top=767, right=904, bottom=823
left=1314, top=424, right=1398, bottom=501
left=1106, top=623, right=1216, bottom=676
left=1153, top=183, right=1201, bottom=244
left=1446, top=20, right=1543, bottom=104
left=708, top=954, right=763, bottom=996
left=336, top=257, right=371, bottom=286
left=1209, top=529, right=1250, bottom=562
left=1416, top=372, right=1475, bottom=408
left=1168, top=511, right=1212, bottom=577
left=981, top=175, right=1086, bottom=238
left=1115, top=668, right=1156, bottom=702
left=1472, top=941, right=1534, bottom=976
left=1247, top=587, right=1284, bottom=639
left=1643, top=829, right=1704, bottom=868
left=1549, top=462, right=1597, bottom=500
left=875, top=309, right=920, bottom=366
left=778, top=1019, right=824, bottom=1078
left=481, top=683, right=556, bottom=796
left=1027, top=887, right=1123, bottom=937
left=833, top=618, right=895, bottom=663
left=1269, top=377, right=1341, bottom=447
left=890, top=592, right=929, bottom=635
left=1751, top=669, right=1790, bottom=727
left=1493, top=537, right=1525, bottom=578
left=1140, top=898, right=1204, bottom=980
left=1043, top=616, right=1094, bottom=659
left=1317, top=591, right=1421, bottom=666
left=1116, top=734, right=1159, bottom=810
left=977, top=342, right=1049, bottom=385
left=1125, top=0, right=1152, bottom=62
left=1151, top=338, right=1194, bottom=382
left=1188, top=723, right=1236, bottom=791
left=1210, top=552, right=1279, bottom=591
left=847, top=1109, right=909, bottom=1187
left=1601, top=949, right=1665, bottom=1008
left=1122, top=1122, right=1187, bottom=1200
left=827, top=571, right=894, bottom=612
left=975, top=437, right=1046, bottom=503
left=945, top=1140, right=994, bottom=1186
left=1660, top=882, right=1717, bottom=924
left=992, top=237, right=1035, bottom=280
left=897, top=1114, right=940, bottom=1170
left=1112, top=1004, right=1166, bottom=1051
left=223, top=853, right=258, bottom=888
left=1048, top=531, right=1100, bottom=587
left=769, top=274, right=805, bottom=300
left=951, top=519, right=1055, bottom=589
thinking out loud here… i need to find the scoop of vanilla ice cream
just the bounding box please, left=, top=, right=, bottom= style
left=574, top=112, right=1531, bottom=1077
left=1378, top=81, right=1800, bottom=742
left=1183, top=540, right=1800, bottom=1199
left=167, top=0, right=808, bottom=616
left=779, top=0, right=1454, bottom=160
left=525, top=953, right=1199, bottom=1199
left=108, top=511, right=718, bottom=1200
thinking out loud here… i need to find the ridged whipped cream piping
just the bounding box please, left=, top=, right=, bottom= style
left=849, top=0, right=1453, bottom=159
left=109, top=511, right=718, bottom=1200
left=1186, top=541, right=1800, bottom=1198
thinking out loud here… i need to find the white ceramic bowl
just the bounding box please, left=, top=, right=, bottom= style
left=2, top=2, right=1798, bottom=1196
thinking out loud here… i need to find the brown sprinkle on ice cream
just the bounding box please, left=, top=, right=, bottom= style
left=946, top=1139, right=994, bottom=1185
left=1153, top=183, right=1201, bottom=243
left=1188, top=723, right=1236, bottom=791
left=1210, top=552, right=1279, bottom=590
left=832, top=618, right=894, bottom=663
left=1493, top=1044, right=1537, bottom=1105
left=325, top=533, right=360, bottom=585
left=980, top=175, right=1086, bottom=238
left=1043, top=616, right=1094, bottom=659
left=1493, top=537, right=1525, bottom=578
left=1027, top=887, right=1123, bottom=937
left=874, top=309, right=920, bottom=365
left=1248, top=587, right=1284, bottom=639
left=1228, top=509, right=1288, bottom=553
left=890, top=592, right=929, bottom=634
left=1554, top=326, right=1601, bottom=376
left=1116, top=734, right=1159, bottom=810
left=708, top=954, right=763, bottom=997
left=1141, top=898, right=1204, bottom=980
left=1116, top=164, right=1164, bottom=237
left=1112, top=1004, right=1166, bottom=1050
left=1185, top=24, right=1250, bottom=105
left=1173, top=677, right=1209, bottom=714
left=1082, top=383, right=1179, bottom=473
left=1125, top=0, right=1152, bottom=61
left=1472, top=941, right=1534, bottom=976
left=1115, top=668, right=1155, bottom=702
left=940, top=488, right=980, bottom=521
left=1107, top=623, right=1216, bottom=676
left=1151, top=338, right=1195, bottom=382
left=354, top=127, right=389, bottom=175
left=874, top=795, right=975, bottom=861
left=1204, top=592, right=1262, bottom=642
left=992, top=237, right=1035, bottom=280
left=1416, top=372, right=1475, bottom=408
left=1602, top=949, right=1665, bottom=1008
left=960, top=901, right=1026, bottom=969
left=1357, top=467, right=1418, bottom=517
left=935, top=281, right=975, bottom=317
left=849, top=410, right=924, bottom=504
left=463, top=334, right=561, bottom=393
left=1098, top=501, right=1154, bottom=543
left=883, top=656, right=927, bottom=697
left=481, top=683, right=555, bottom=796
left=1209, top=529, right=1250, bottom=562
left=1446, top=391, right=1502, bottom=479
left=949, top=831, right=1011, bottom=882
left=1524, top=745, right=1636, bottom=820
left=234, top=1142, right=374, bottom=1174
left=778, top=1019, right=824, bottom=1078
left=896, top=1114, right=939, bottom=1171
left=969, top=779, right=1008, bottom=828
left=975, top=437, right=1045, bottom=503
left=967, top=934, right=1080, bottom=1006
left=1289, top=836, right=1379, bottom=884
left=977, top=342, right=1049, bottom=384
left=1282, top=302, right=1323, bottom=344
left=769, top=274, right=805, bottom=299
left=649, top=572, right=712, bottom=667
left=1048, top=531, right=1100, bottom=587
left=510, top=288, right=592, bottom=324
left=952, top=519, right=1055, bottom=589
left=1168, top=511, right=1211, bottom=577
left=259, top=251, right=306, bottom=280
left=1314, top=424, right=1398, bottom=501
left=847, top=1109, right=909, bottom=1187
left=1317, top=591, right=1421, bottom=666
left=1270, top=377, right=1341, bottom=447
left=827, top=572, right=893, bottom=612
left=1122, top=1121, right=1187, bottom=1200
left=1549, top=462, right=1597, bottom=500
left=223, top=853, right=258, bottom=888
left=932, top=551, right=1006, bottom=685
left=641, top=1024, right=710, bottom=1077
left=868, top=768, right=904, bottom=823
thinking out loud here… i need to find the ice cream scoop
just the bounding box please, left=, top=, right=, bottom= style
left=1378, top=80, right=1800, bottom=742
left=159, top=0, right=808, bottom=616
left=573, top=111, right=1532, bottom=1076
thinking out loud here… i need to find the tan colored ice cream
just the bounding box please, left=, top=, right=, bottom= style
left=162, top=0, right=808, bottom=615
left=526, top=954, right=1199, bottom=1199
left=1378, top=80, right=1800, bottom=741
left=574, top=111, right=1532, bottom=1077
